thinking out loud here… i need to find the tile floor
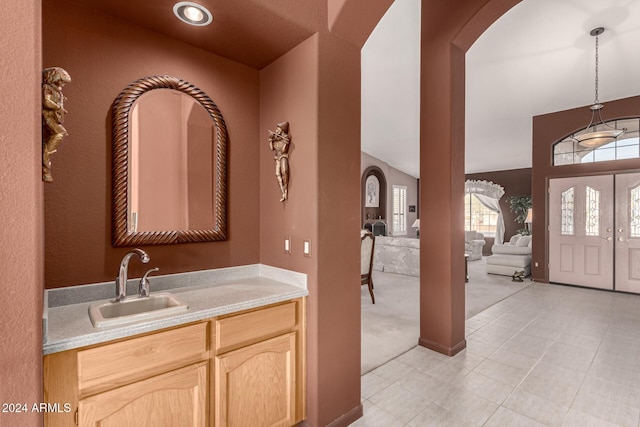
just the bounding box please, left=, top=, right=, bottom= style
left=354, top=282, right=640, bottom=426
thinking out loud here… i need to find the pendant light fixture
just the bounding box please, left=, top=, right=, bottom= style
left=572, top=27, right=626, bottom=148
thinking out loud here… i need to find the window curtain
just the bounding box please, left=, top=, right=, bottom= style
left=474, top=193, right=505, bottom=245
left=465, top=180, right=506, bottom=244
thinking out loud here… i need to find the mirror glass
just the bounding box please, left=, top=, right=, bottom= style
left=129, top=89, right=216, bottom=232
left=112, top=76, right=227, bottom=245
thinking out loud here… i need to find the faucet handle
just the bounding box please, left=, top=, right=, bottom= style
left=139, top=267, right=159, bottom=298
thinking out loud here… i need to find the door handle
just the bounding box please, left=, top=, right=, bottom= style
left=618, top=237, right=628, bottom=242
left=603, top=237, right=612, bottom=242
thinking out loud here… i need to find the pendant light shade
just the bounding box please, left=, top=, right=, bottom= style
left=572, top=28, right=626, bottom=148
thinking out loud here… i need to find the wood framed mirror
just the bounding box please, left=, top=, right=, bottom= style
left=112, top=75, right=228, bottom=246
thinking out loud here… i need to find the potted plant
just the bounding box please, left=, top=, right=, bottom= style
left=507, top=195, right=532, bottom=235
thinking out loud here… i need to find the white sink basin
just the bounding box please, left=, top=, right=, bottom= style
left=89, top=293, right=189, bottom=327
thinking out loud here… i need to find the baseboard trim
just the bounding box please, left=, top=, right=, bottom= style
left=325, top=403, right=364, bottom=427
left=418, top=337, right=466, bottom=356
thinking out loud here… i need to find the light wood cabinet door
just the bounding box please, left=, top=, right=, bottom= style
left=215, top=333, right=296, bottom=427
left=78, top=361, right=207, bottom=427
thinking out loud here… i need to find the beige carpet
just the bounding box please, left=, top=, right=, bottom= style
left=361, top=257, right=531, bottom=374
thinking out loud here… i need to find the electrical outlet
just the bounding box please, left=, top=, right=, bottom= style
left=303, top=239, right=311, bottom=257
left=534, top=262, right=539, bottom=267
left=284, top=237, right=291, bottom=254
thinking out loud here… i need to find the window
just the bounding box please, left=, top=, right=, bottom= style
left=585, top=186, right=600, bottom=237
left=553, top=118, right=640, bottom=166
left=561, top=187, right=575, bottom=236
left=631, top=185, right=640, bottom=238
left=464, top=193, right=498, bottom=236
left=392, top=185, right=407, bottom=235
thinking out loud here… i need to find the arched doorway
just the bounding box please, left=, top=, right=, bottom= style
left=417, top=0, right=521, bottom=355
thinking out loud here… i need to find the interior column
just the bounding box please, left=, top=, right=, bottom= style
left=418, top=37, right=467, bottom=355
left=417, top=0, right=521, bottom=356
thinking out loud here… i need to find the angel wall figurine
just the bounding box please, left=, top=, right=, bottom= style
left=42, top=67, right=71, bottom=182
left=268, top=121, right=291, bottom=202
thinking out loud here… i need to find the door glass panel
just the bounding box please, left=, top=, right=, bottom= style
left=631, top=185, right=640, bottom=238
left=561, top=187, right=574, bottom=235
left=585, top=186, right=600, bottom=236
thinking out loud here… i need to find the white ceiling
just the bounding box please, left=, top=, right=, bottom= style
left=361, top=0, right=640, bottom=177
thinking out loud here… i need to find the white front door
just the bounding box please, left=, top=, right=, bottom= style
left=549, top=175, right=614, bottom=290
left=614, top=173, right=640, bottom=293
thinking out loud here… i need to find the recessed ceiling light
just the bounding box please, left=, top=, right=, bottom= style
left=173, top=2, right=213, bottom=26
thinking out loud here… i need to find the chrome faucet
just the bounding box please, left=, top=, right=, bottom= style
left=115, top=249, right=150, bottom=302
left=139, top=267, right=159, bottom=298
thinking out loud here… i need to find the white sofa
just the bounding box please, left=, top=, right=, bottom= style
left=465, top=231, right=486, bottom=261
left=372, top=236, right=420, bottom=277
left=486, top=234, right=532, bottom=276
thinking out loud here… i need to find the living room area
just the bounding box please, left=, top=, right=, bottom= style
left=360, top=152, right=536, bottom=373
left=357, top=0, right=640, bottom=423
left=358, top=148, right=640, bottom=424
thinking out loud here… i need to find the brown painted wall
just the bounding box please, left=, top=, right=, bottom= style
left=259, top=36, right=319, bottom=277
left=0, top=1, right=44, bottom=426
left=466, top=168, right=532, bottom=253
left=42, top=0, right=261, bottom=288
left=260, top=34, right=321, bottom=424
left=260, top=30, right=365, bottom=427
left=532, top=95, right=640, bottom=283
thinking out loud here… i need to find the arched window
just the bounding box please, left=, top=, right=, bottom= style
left=553, top=117, right=640, bottom=166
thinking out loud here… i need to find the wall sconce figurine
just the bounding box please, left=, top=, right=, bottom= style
left=42, top=67, right=71, bottom=182
left=268, top=121, right=290, bottom=202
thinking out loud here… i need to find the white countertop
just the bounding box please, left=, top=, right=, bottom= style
left=43, top=264, right=307, bottom=355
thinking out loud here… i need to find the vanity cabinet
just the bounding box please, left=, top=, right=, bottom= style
left=44, top=322, right=209, bottom=427
left=78, top=361, right=208, bottom=426
left=215, top=333, right=296, bottom=426
left=214, top=301, right=301, bottom=427
left=43, top=298, right=305, bottom=427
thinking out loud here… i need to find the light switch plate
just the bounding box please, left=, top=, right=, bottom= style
left=303, top=239, right=311, bottom=257
left=284, top=237, right=291, bottom=254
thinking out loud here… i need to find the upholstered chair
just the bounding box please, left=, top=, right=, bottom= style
left=486, top=234, right=532, bottom=276
left=464, top=230, right=486, bottom=261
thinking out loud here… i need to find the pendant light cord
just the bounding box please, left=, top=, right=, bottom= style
left=594, top=33, right=599, bottom=105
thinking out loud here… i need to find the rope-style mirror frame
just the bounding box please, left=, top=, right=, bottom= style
left=112, top=75, right=228, bottom=246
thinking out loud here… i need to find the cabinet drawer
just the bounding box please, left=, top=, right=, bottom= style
left=77, top=322, right=207, bottom=395
left=216, top=301, right=297, bottom=353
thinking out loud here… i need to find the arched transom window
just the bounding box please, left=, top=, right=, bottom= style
left=553, top=117, right=640, bottom=166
